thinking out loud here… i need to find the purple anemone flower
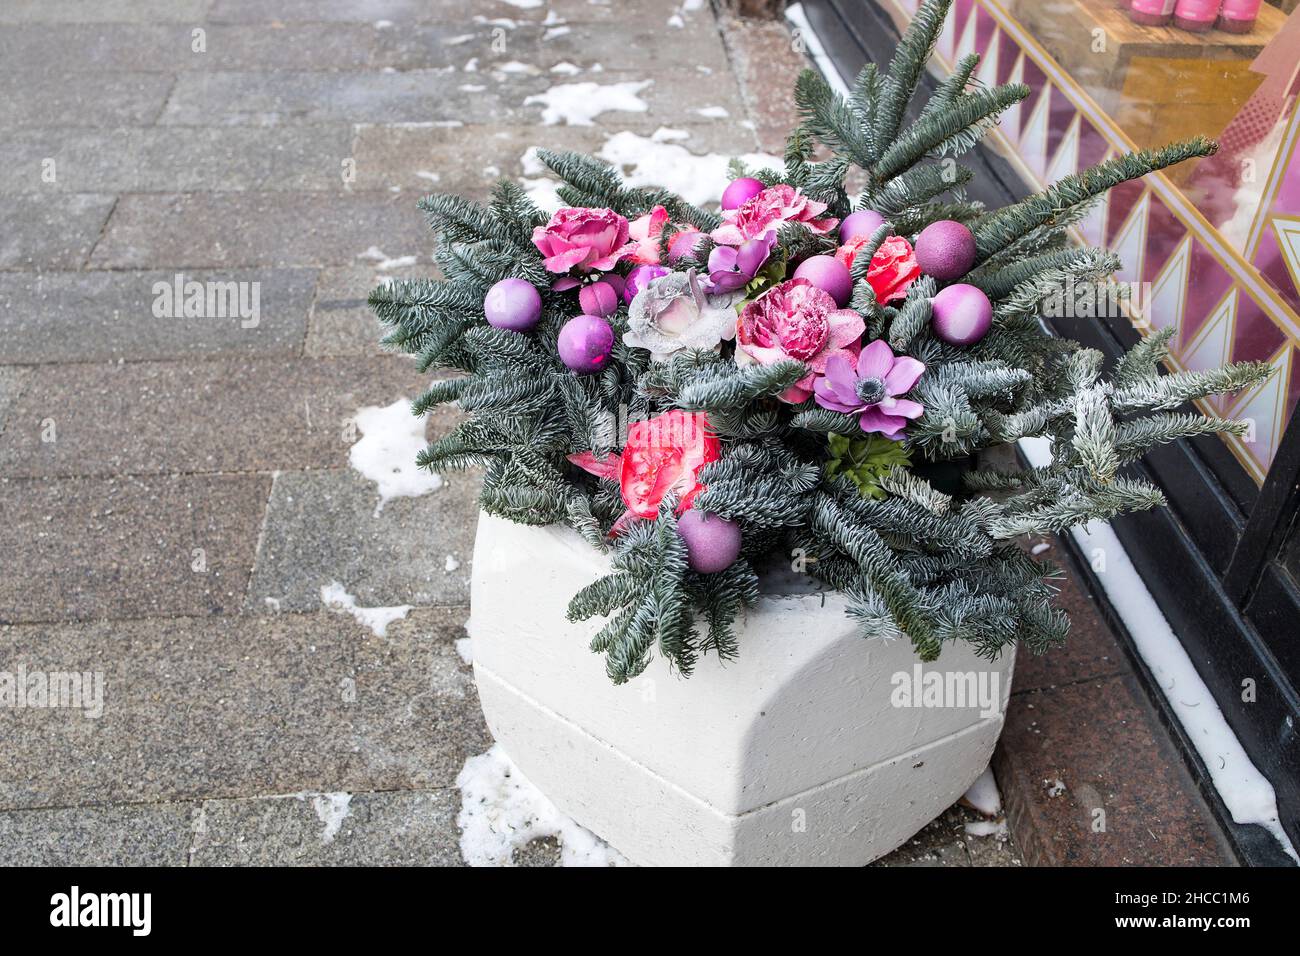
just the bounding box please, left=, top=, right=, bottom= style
left=814, top=339, right=925, bottom=440
left=706, top=231, right=776, bottom=294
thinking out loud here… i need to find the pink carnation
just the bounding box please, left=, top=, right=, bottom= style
left=735, top=278, right=865, bottom=404
left=711, top=184, right=839, bottom=246
left=531, top=207, right=634, bottom=288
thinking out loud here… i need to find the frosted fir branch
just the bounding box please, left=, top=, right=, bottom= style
left=973, top=138, right=1218, bottom=262
left=874, top=0, right=956, bottom=150
left=887, top=275, right=937, bottom=352
left=1111, top=327, right=1176, bottom=387
left=1070, top=384, right=1119, bottom=483
left=1110, top=361, right=1272, bottom=413
left=872, top=164, right=975, bottom=220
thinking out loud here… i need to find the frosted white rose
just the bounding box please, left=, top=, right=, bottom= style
left=623, top=270, right=742, bottom=362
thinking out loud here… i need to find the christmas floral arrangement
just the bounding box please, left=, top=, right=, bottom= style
left=371, top=0, right=1268, bottom=684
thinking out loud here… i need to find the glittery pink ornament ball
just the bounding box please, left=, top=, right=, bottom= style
left=840, top=209, right=885, bottom=243
left=721, top=177, right=765, bottom=211
left=483, top=277, right=542, bottom=332
left=557, top=314, right=615, bottom=374
left=915, top=220, right=977, bottom=282
left=931, top=283, right=992, bottom=346
left=793, top=255, right=853, bottom=307
left=677, top=511, right=742, bottom=574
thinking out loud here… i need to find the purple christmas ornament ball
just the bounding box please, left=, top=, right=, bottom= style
left=579, top=280, right=619, bottom=318
left=793, top=255, right=853, bottom=307
left=840, top=209, right=885, bottom=243
left=721, top=177, right=765, bottom=211
left=931, top=283, right=992, bottom=346
left=677, top=511, right=742, bottom=574
left=915, top=220, right=977, bottom=282
left=558, top=314, right=615, bottom=374
left=483, top=277, right=542, bottom=332
left=624, top=264, right=670, bottom=303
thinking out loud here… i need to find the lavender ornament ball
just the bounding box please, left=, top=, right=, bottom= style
left=840, top=209, right=885, bottom=243
left=721, top=177, right=765, bottom=211
left=915, top=220, right=976, bottom=282
left=931, top=283, right=992, bottom=346
left=677, top=511, right=742, bottom=574
left=483, top=277, right=542, bottom=332
left=793, top=255, right=853, bottom=307
left=558, top=314, right=615, bottom=374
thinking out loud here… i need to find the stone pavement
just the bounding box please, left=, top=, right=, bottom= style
left=0, top=0, right=1020, bottom=866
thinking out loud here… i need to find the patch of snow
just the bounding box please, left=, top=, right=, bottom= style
left=473, top=16, right=517, bottom=28
left=347, top=399, right=443, bottom=515
left=544, top=26, right=571, bottom=39
left=416, top=170, right=441, bottom=183
left=962, top=766, right=1002, bottom=816
left=495, top=60, right=538, bottom=75
left=667, top=14, right=684, bottom=28
left=310, top=793, right=353, bottom=844
left=651, top=126, right=690, bottom=142
left=356, top=246, right=417, bottom=271
left=964, top=819, right=1008, bottom=838
left=500, top=0, right=542, bottom=8
left=543, top=10, right=566, bottom=25
left=456, top=744, right=630, bottom=866
left=597, top=130, right=781, bottom=209
left=460, top=83, right=487, bottom=92
left=695, top=106, right=729, bottom=119
left=374, top=19, right=393, bottom=28
left=455, top=637, right=474, bottom=664
left=445, top=554, right=461, bottom=573
left=463, top=58, right=479, bottom=72
left=1044, top=777, right=1066, bottom=798
left=550, top=61, right=582, bottom=76
left=321, top=582, right=412, bottom=638
left=443, top=33, right=475, bottom=45
left=525, top=80, right=652, bottom=127
left=1020, top=436, right=1299, bottom=863
left=1030, top=541, right=1051, bottom=555
left=263, top=596, right=281, bottom=612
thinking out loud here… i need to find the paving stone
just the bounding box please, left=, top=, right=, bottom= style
left=351, top=121, right=748, bottom=200
left=0, top=356, right=434, bottom=478
left=372, top=19, right=735, bottom=75
left=189, top=789, right=463, bottom=865
left=0, top=0, right=212, bottom=22
left=0, top=473, right=268, bottom=624
left=0, top=802, right=196, bottom=866
left=88, top=191, right=432, bottom=269
left=208, top=0, right=701, bottom=25
left=717, top=12, right=810, bottom=155
left=0, top=194, right=116, bottom=271
left=0, top=23, right=376, bottom=73
left=0, top=607, right=488, bottom=808
left=994, top=674, right=1234, bottom=865
left=0, top=368, right=30, bottom=437
left=159, top=70, right=546, bottom=126
left=0, top=72, right=174, bottom=127
left=0, top=269, right=315, bottom=364
left=0, top=127, right=355, bottom=194
left=246, top=466, right=478, bottom=614
left=306, top=264, right=427, bottom=357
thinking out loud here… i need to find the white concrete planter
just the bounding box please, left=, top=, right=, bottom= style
left=469, top=510, right=1015, bottom=866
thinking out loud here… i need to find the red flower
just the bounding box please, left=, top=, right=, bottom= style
left=836, top=234, right=921, bottom=305
left=568, top=410, right=721, bottom=532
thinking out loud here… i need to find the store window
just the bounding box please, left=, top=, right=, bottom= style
left=873, top=0, right=1300, bottom=485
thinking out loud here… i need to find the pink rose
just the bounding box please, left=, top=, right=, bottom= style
left=736, top=278, right=865, bottom=403
left=711, top=184, right=839, bottom=246
left=531, top=207, right=634, bottom=288
left=626, top=205, right=670, bottom=265
left=837, top=235, right=920, bottom=305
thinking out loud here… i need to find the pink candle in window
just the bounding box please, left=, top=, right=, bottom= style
left=1217, top=0, right=1261, bottom=33
left=1174, top=0, right=1222, bottom=31
left=1129, top=0, right=1176, bottom=26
